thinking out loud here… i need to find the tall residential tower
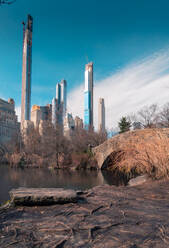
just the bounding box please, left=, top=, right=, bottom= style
left=98, top=98, right=105, bottom=132
left=21, top=15, right=33, bottom=129
left=52, top=98, right=57, bottom=128
left=52, top=80, right=67, bottom=127
left=60, top=79, right=67, bottom=118
left=84, top=62, right=93, bottom=130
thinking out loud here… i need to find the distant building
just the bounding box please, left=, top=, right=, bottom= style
left=64, top=113, right=75, bottom=138
left=84, top=62, right=93, bottom=130
left=39, top=120, right=46, bottom=136
left=56, top=83, right=61, bottom=105
left=22, top=120, right=34, bottom=130
left=54, top=80, right=67, bottom=127
left=0, top=98, right=19, bottom=144
left=31, top=104, right=51, bottom=128
left=98, top=98, right=105, bottom=132
left=21, top=15, right=33, bottom=130
left=52, top=98, right=57, bottom=128
left=74, top=116, right=83, bottom=129
left=60, top=79, right=67, bottom=118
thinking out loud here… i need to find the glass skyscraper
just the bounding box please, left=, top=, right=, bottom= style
left=52, top=80, right=67, bottom=127
left=84, top=62, right=93, bottom=130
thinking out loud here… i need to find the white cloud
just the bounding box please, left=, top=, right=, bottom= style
left=67, top=49, right=169, bottom=130
left=15, top=106, right=21, bottom=122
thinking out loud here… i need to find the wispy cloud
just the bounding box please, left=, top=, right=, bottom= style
left=67, top=49, right=169, bottom=130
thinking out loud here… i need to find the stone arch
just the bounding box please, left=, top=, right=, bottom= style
left=92, top=141, right=122, bottom=170
left=93, top=128, right=169, bottom=176
left=101, top=150, right=125, bottom=170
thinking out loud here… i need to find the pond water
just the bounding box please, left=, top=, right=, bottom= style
left=0, top=165, right=126, bottom=204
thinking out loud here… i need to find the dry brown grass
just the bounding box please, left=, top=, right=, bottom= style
left=106, top=128, right=169, bottom=179
left=6, top=152, right=44, bottom=168
left=6, top=152, right=23, bottom=167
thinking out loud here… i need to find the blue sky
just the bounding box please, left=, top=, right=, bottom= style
left=1, top=0, right=169, bottom=128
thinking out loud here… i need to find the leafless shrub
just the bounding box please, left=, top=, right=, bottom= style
left=137, top=104, right=159, bottom=128
left=71, top=128, right=107, bottom=153
left=5, top=120, right=106, bottom=169
left=157, top=102, right=169, bottom=128
left=6, top=152, right=21, bottom=167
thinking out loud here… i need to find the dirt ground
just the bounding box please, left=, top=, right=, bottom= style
left=0, top=179, right=169, bottom=248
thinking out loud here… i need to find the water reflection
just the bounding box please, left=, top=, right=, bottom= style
left=102, top=170, right=128, bottom=186
left=0, top=165, right=124, bottom=204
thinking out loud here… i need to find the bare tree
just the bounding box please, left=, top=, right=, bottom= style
left=71, top=128, right=107, bottom=154
left=39, top=121, right=71, bottom=168
left=157, top=102, right=169, bottom=128
left=129, top=104, right=159, bottom=128
left=5, top=120, right=107, bottom=168
left=24, top=126, right=41, bottom=155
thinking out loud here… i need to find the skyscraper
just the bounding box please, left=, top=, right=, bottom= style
left=56, top=83, right=61, bottom=105
left=84, top=62, right=93, bottom=130
left=21, top=15, right=33, bottom=129
left=52, top=98, right=57, bottom=128
left=60, top=79, right=67, bottom=118
left=55, top=80, right=67, bottom=127
left=98, top=98, right=105, bottom=132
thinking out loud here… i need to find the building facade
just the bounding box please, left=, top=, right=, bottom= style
left=98, top=98, right=105, bottom=132
left=21, top=15, right=33, bottom=130
left=64, top=113, right=75, bottom=138
left=31, top=104, right=51, bottom=128
left=52, top=98, right=57, bottom=128
left=84, top=62, right=93, bottom=130
left=74, top=116, right=83, bottom=129
left=0, top=98, right=19, bottom=144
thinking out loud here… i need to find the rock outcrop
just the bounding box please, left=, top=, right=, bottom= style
left=1, top=180, right=169, bottom=247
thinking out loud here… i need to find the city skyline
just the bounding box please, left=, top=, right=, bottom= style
left=1, top=1, right=169, bottom=129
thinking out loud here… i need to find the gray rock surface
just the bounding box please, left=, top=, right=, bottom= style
left=128, top=175, right=149, bottom=186
left=9, top=188, right=78, bottom=205
left=1, top=180, right=169, bottom=247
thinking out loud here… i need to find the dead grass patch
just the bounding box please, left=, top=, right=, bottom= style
left=105, top=129, right=169, bottom=179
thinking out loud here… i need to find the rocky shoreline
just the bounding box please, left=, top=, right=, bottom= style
left=0, top=179, right=169, bottom=247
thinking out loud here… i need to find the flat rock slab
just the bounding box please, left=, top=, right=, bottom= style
left=128, top=174, right=149, bottom=186
left=9, top=188, right=78, bottom=205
